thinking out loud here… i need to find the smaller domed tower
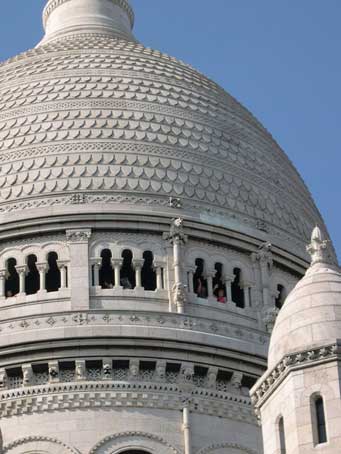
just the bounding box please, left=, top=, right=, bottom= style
left=251, top=227, right=341, bottom=453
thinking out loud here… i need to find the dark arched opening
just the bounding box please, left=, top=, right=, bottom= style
left=121, top=249, right=135, bottom=289
left=141, top=251, right=156, bottom=290
left=231, top=268, right=245, bottom=308
left=193, top=258, right=207, bottom=298
left=99, top=249, right=114, bottom=289
left=5, top=258, right=19, bottom=297
left=213, top=262, right=226, bottom=303
left=275, top=284, right=285, bottom=309
left=278, top=416, right=286, bottom=453
left=121, top=451, right=151, bottom=454
left=46, top=252, right=61, bottom=292
left=315, top=396, right=327, bottom=444
left=25, top=254, right=40, bottom=295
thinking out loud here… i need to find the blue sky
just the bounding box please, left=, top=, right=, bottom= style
left=0, top=1, right=340, bottom=259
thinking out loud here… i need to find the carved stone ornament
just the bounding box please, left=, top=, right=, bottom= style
left=164, top=218, right=187, bottom=244
left=262, top=306, right=279, bottom=333
left=66, top=229, right=92, bottom=243
left=172, top=282, right=187, bottom=308
left=306, top=226, right=331, bottom=265
left=253, top=241, right=273, bottom=269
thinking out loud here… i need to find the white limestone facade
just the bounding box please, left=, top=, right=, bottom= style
left=0, top=1, right=337, bottom=453
left=251, top=228, right=341, bottom=453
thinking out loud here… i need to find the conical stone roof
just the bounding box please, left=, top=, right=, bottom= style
left=268, top=227, right=341, bottom=369
left=0, top=0, right=332, bottom=261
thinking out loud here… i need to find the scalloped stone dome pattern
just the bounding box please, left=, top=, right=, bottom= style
left=0, top=35, right=327, bottom=256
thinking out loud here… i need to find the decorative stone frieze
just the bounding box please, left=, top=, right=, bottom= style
left=66, top=229, right=92, bottom=243
left=0, top=379, right=255, bottom=423
left=89, top=431, right=181, bottom=454
left=251, top=343, right=340, bottom=410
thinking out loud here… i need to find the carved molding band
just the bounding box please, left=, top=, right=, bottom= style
left=0, top=311, right=268, bottom=348
left=0, top=380, right=255, bottom=423
left=197, top=442, right=258, bottom=454
left=251, top=343, right=340, bottom=411
left=3, top=435, right=80, bottom=454
left=89, top=431, right=180, bottom=454
left=43, top=0, right=135, bottom=28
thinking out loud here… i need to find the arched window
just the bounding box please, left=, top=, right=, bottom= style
left=25, top=254, right=40, bottom=295
left=278, top=417, right=286, bottom=453
left=213, top=262, right=226, bottom=303
left=121, top=249, right=135, bottom=289
left=231, top=268, right=245, bottom=308
left=141, top=251, right=156, bottom=291
left=193, top=258, right=207, bottom=298
left=99, top=249, right=114, bottom=289
left=121, top=451, right=151, bottom=454
left=5, top=258, right=19, bottom=297
left=46, top=252, right=61, bottom=292
left=275, top=284, right=285, bottom=309
left=314, top=396, right=327, bottom=444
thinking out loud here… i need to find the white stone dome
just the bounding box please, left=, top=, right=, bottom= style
left=268, top=227, right=341, bottom=369
left=0, top=0, right=333, bottom=262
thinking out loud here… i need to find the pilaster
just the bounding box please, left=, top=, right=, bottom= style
left=66, top=229, right=92, bottom=310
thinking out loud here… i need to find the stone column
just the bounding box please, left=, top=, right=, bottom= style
left=183, top=405, right=192, bottom=454
left=206, top=270, right=215, bottom=299
left=241, top=281, right=254, bottom=308
left=37, top=263, right=47, bottom=292
left=255, top=242, right=273, bottom=307
left=91, top=259, right=101, bottom=287
left=224, top=273, right=234, bottom=303
left=66, top=229, right=92, bottom=310
left=75, top=360, right=86, bottom=381
left=0, top=271, right=6, bottom=297
left=48, top=361, right=59, bottom=384
left=134, top=259, right=144, bottom=289
left=0, top=369, right=7, bottom=390
left=206, top=366, right=218, bottom=389
left=22, top=364, right=33, bottom=387
left=16, top=266, right=26, bottom=295
left=154, top=262, right=164, bottom=290
left=112, top=259, right=122, bottom=288
left=187, top=268, right=195, bottom=294
left=58, top=261, right=68, bottom=289
left=164, top=218, right=188, bottom=314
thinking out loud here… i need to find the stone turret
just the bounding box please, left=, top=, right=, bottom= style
left=252, top=227, right=341, bottom=453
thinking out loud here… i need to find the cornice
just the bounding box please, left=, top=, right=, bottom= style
left=43, top=0, right=135, bottom=28
left=251, top=343, right=340, bottom=412
left=0, top=380, right=256, bottom=423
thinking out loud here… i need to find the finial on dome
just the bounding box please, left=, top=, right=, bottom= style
left=39, top=0, right=136, bottom=46
left=306, top=226, right=331, bottom=266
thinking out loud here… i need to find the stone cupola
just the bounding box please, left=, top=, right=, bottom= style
left=251, top=227, right=341, bottom=453
left=39, top=0, right=136, bottom=45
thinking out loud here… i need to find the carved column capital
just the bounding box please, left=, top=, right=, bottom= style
left=111, top=259, right=123, bottom=267
left=163, top=218, right=187, bottom=245
left=133, top=259, right=144, bottom=269
left=15, top=265, right=27, bottom=275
